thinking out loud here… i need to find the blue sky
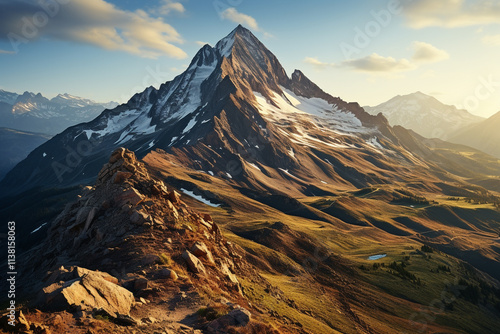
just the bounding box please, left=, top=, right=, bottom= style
left=0, top=0, right=499, bottom=117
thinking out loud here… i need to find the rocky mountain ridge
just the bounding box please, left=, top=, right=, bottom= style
left=9, top=148, right=292, bottom=333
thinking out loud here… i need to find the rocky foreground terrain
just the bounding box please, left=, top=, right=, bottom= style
left=1, top=148, right=293, bottom=334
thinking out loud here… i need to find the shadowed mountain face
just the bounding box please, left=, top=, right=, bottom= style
left=0, top=128, right=51, bottom=181
left=448, top=111, right=500, bottom=158
left=2, top=25, right=500, bottom=334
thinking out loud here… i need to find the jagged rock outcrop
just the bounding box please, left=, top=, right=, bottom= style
left=207, top=306, right=252, bottom=333
left=17, top=147, right=270, bottom=332
left=39, top=268, right=134, bottom=318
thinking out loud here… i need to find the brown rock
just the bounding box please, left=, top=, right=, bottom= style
left=141, top=316, right=156, bottom=323
left=199, top=218, right=212, bottom=230
left=168, top=190, right=181, bottom=204
left=203, top=213, right=213, bottom=222
left=153, top=217, right=164, bottom=225
left=130, top=210, right=149, bottom=225
left=191, top=241, right=215, bottom=265
left=40, top=271, right=134, bottom=316
left=182, top=250, right=206, bottom=274
left=109, top=148, right=125, bottom=163
left=74, top=267, right=119, bottom=284
left=207, top=306, right=251, bottom=332
left=158, top=268, right=178, bottom=280
left=18, top=310, right=31, bottom=332
left=116, top=188, right=144, bottom=206
left=112, top=171, right=133, bottom=184
left=134, top=278, right=149, bottom=292
left=220, top=261, right=239, bottom=285
left=141, top=254, right=160, bottom=266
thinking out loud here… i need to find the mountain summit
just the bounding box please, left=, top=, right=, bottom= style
left=1, top=25, right=400, bottom=195
left=364, top=92, right=484, bottom=139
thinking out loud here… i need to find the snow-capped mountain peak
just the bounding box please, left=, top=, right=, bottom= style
left=1, top=25, right=400, bottom=192
left=364, top=92, right=484, bottom=139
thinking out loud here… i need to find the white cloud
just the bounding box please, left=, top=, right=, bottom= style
left=403, top=0, right=500, bottom=28
left=263, top=32, right=274, bottom=39
left=195, top=41, right=209, bottom=47
left=342, top=53, right=416, bottom=73
left=158, top=0, right=185, bottom=16
left=481, top=34, right=500, bottom=46
left=412, top=41, right=449, bottom=63
left=303, top=57, right=335, bottom=69
left=0, top=49, right=15, bottom=54
left=0, top=0, right=187, bottom=59
left=341, top=42, right=448, bottom=74
left=220, top=8, right=259, bottom=31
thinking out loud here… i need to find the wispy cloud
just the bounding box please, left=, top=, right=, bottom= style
left=412, top=41, right=449, bottom=63
left=157, top=0, right=185, bottom=16
left=0, top=49, right=15, bottom=55
left=303, top=57, right=335, bottom=70
left=0, top=0, right=187, bottom=59
left=195, top=41, right=209, bottom=47
left=341, top=42, right=448, bottom=74
left=403, top=0, right=500, bottom=28
left=343, top=53, right=416, bottom=73
left=220, top=8, right=259, bottom=31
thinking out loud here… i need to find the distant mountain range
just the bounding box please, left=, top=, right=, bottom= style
left=0, top=90, right=118, bottom=135
left=448, top=110, right=500, bottom=158
left=0, top=127, right=51, bottom=181
left=364, top=92, right=484, bottom=139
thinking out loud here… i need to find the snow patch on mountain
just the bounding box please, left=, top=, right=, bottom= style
left=254, top=89, right=367, bottom=137
left=180, top=188, right=220, bottom=207
left=156, top=62, right=217, bottom=124
left=215, top=32, right=235, bottom=57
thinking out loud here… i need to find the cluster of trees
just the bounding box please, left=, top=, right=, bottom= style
left=388, top=261, right=422, bottom=285
left=448, top=195, right=499, bottom=208
left=453, top=278, right=500, bottom=308
left=421, top=245, right=434, bottom=253
left=431, top=265, right=451, bottom=273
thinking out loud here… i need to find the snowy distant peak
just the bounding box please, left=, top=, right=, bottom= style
left=0, top=89, right=19, bottom=105
left=51, top=93, right=93, bottom=107
left=364, top=92, right=484, bottom=139
left=15, top=91, right=50, bottom=105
